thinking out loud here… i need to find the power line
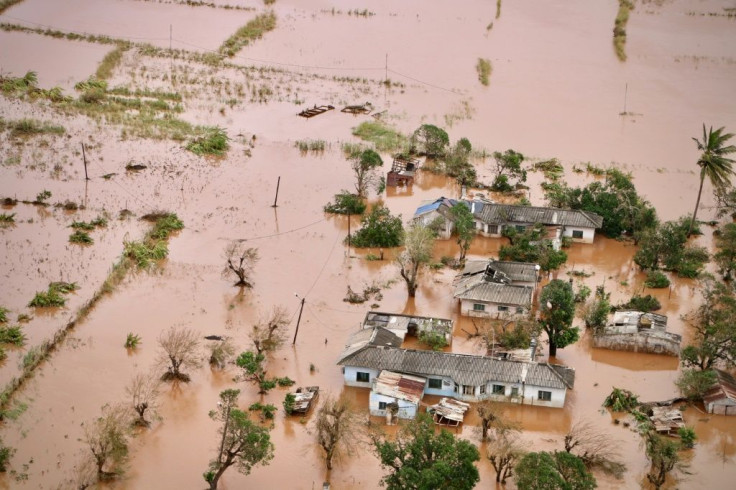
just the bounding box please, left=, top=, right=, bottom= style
left=387, top=68, right=461, bottom=95
left=231, top=218, right=326, bottom=242
left=304, top=227, right=342, bottom=297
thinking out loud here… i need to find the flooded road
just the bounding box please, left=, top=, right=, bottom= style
left=1, top=0, right=736, bottom=489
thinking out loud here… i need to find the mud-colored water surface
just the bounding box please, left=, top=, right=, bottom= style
left=1, top=0, right=736, bottom=489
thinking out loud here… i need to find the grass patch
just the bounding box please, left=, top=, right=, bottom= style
left=123, top=240, right=168, bottom=268
left=186, top=126, right=229, bottom=156
left=0, top=307, right=7, bottom=323
left=9, top=118, right=65, bottom=137
left=69, top=230, right=94, bottom=244
left=124, top=333, right=141, bottom=349
left=70, top=221, right=95, bottom=231
left=96, top=43, right=129, bottom=80
left=28, top=282, right=78, bottom=308
left=613, top=0, right=634, bottom=61
left=0, top=326, right=25, bottom=346
left=352, top=121, right=408, bottom=153
left=0, top=213, right=14, bottom=225
left=219, top=11, right=277, bottom=57
left=0, top=0, right=24, bottom=14
left=295, top=139, right=327, bottom=153
left=476, top=58, right=492, bottom=86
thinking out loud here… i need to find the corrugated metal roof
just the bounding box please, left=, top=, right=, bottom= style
left=372, top=370, right=426, bottom=404
left=458, top=260, right=539, bottom=284
left=339, top=327, right=404, bottom=361
left=337, top=347, right=573, bottom=390
left=474, top=203, right=603, bottom=229
left=414, top=197, right=459, bottom=217
left=454, top=280, right=533, bottom=305
left=704, top=369, right=736, bottom=405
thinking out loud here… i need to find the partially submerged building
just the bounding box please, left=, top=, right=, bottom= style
left=592, top=311, right=681, bottom=356
left=369, top=370, right=426, bottom=420
left=453, top=260, right=538, bottom=318
left=362, top=311, right=453, bottom=346
left=704, top=369, right=736, bottom=416
left=387, top=156, right=421, bottom=187
left=337, top=327, right=575, bottom=408
left=413, top=197, right=461, bottom=239
left=468, top=201, right=603, bottom=246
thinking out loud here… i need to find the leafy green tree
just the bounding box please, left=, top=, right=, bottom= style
left=372, top=413, right=480, bottom=490
left=350, top=204, right=403, bottom=248
left=515, top=451, right=596, bottom=490
left=448, top=203, right=475, bottom=262
left=634, top=218, right=709, bottom=277
left=689, top=124, right=736, bottom=237
left=204, top=389, right=274, bottom=490
left=583, top=286, right=611, bottom=330
left=236, top=351, right=273, bottom=394
left=681, top=279, right=736, bottom=370
left=83, top=404, right=131, bottom=481
left=411, top=124, right=449, bottom=158
left=678, top=427, right=697, bottom=449
left=323, top=191, right=367, bottom=215
left=676, top=369, right=717, bottom=401
left=417, top=330, right=448, bottom=351
left=539, top=280, right=578, bottom=357
left=499, top=224, right=567, bottom=272
left=645, top=432, right=682, bottom=489
left=350, top=149, right=383, bottom=197
left=444, top=138, right=477, bottom=186
left=396, top=224, right=435, bottom=297
left=715, top=222, right=736, bottom=279
left=491, top=149, right=526, bottom=191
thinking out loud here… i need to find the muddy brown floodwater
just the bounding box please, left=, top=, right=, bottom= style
left=1, top=0, right=736, bottom=489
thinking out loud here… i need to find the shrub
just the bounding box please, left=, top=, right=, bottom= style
left=28, top=288, right=66, bottom=307
left=70, top=221, right=95, bottom=231
left=35, top=190, right=51, bottom=203
left=283, top=393, right=296, bottom=414
left=124, top=240, right=168, bottom=268
left=324, top=191, right=366, bottom=215
left=644, top=271, right=670, bottom=288
left=69, top=230, right=93, bottom=244
left=187, top=127, right=229, bottom=156
left=248, top=402, right=277, bottom=419
left=0, top=326, right=25, bottom=346
left=603, top=387, right=639, bottom=412
left=418, top=330, right=448, bottom=351
left=678, top=427, right=696, bottom=449
left=476, top=58, right=492, bottom=86
left=617, top=294, right=661, bottom=312
left=276, top=377, right=295, bottom=387
left=0, top=307, right=8, bottom=323
left=350, top=204, right=403, bottom=248
left=125, top=333, right=141, bottom=349
left=0, top=437, right=14, bottom=472
left=0, top=213, right=15, bottom=224
left=148, top=213, right=184, bottom=240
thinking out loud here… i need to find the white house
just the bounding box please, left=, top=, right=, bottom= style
left=468, top=201, right=603, bottom=245
left=362, top=311, right=453, bottom=346
left=704, top=369, right=736, bottom=416
left=412, top=197, right=462, bottom=239
left=453, top=260, right=539, bottom=318
left=369, top=371, right=426, bottom=420
left=337, top=328, right=575, bottom=408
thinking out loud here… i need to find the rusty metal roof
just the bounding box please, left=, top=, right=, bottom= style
left=372, top=370, right=426, bottom=404
left=704, top=369, right=736, bottom=405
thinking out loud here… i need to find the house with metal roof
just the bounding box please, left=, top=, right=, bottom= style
left=468, top=200, right=603, bottom=244
left=593, top=311, right=681, bottom=356
left=412, top=197, right=462, bottom=239
left=337, top=327, right=575, bottom=408
left=704, top=369, right=736, bottom=416
left=362, top=311, right=453, bottom=346
left=453, top=259, right=538, bottom=318
left=369, top=370, right=426, bottom=420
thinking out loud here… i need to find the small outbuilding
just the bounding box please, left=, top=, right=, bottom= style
left=369, top=370, right=426, bottom=420
left=704, top=369, right=736, bottom=415
left=593, top=311, right=681, bottom=356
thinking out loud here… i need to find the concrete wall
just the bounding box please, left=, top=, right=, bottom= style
left=417, top=210, right=453, bottom=239
left=562, top=227, right=596, bottom=243
left=592, top=332, right=681, bottom=356
left=342, top=366, right=380, bottom=388
left=707, top=400, right=736, bottom=415
left=459, top=299, right=529, bottom=319
left=369, top=392, right=419, bottom=419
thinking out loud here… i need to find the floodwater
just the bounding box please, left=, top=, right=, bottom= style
left=1, top=0, right=736, bottom=489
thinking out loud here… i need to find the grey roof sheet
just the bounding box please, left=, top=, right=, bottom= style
left=460, top=260, right=538, bottom=284
left=337, top=347, right=572, bottom=390
left=454, top=279, right=533, bottom=306
left=474, top=203, right=603, bottom=229
left=339, top=327, right=404, bottom=361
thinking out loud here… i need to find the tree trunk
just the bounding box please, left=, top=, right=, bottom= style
left=407, top=282, right=417, bottom=297
left=689, top=172, right=705, bottom=238
left=209, top=465, right=228, bottom=490
left=549, top=340, right=557, bottom=357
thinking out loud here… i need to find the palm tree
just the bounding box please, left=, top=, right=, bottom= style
left=688, top=124, right=736, bottom=237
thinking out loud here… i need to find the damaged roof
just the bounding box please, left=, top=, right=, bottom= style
left=339, top=327, right=404, bottom=360
left=454, top=279, right=533, bottom=306
left=372, top=370, right=426, bottom=404
left=474, top=203, right=603, bottom=229
left=338, top=346, right=574, bottom=390
left=704, top=369, right=736, bottom=406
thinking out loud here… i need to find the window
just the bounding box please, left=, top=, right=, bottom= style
left=488, top=225, right=499, bottom=234
left=511, top=387, right=519, bottom=397
left=473, top=303, right=486, bottom=312
left=515, top=225, right=526, bottom=233
left=463, top=385, right=475, bottom=395
left=492, top=384, right=505, bottom=395
left=356, top=372, right=370, bottom=383
left=453, top=383, right=459, bottom=394
left=479, top=384, right=486, bottom=395
left=538, top=390, right=552, bottom=402
left=497, top=305, right=509, bottom=312
left=428, top=378, right=443, bottom=390
left=378, top=401, right=387, bottom=410
left=516, top=306, right=525, bottom=314
left=572, top=230, right=584, bottom=239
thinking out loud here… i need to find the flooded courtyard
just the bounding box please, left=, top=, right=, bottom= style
left=1, top=0, right=736, bottom=488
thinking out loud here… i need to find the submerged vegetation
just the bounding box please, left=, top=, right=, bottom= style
left=476, top=58, right=492, bottom=86
left=186, top=127, right=230, bottom=156
left=219, top=11, right=277, bottom=57
left=613, top=0, right=634, bottom=61
left=352, top=121, right=408, bottom=153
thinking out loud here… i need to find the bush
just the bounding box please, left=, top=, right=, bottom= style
left=617, top=294, right=661, bottom=312
left=0, top=213, right=15, bottom=224
left=0, top=307, right=8, bottom=323
left=124, top=240, right=168, bottom=268
left=149, top=213, right=184, bottom=240
left=125, top=333, right=141, bottom=349
left=283, top=393, right=296, bottom=414
left=324, top=191, right=366, bottom=215
left=644, top=271, right=670, bottom=288
left=69, top=230, right=93, bottom=244
left=678, top=427, right=696, bottom=449
left=28, top=287, right=66, bottom=307
left=187, top=127, right=229, bottom=156
left=603, top=387, right=639, bottom=412
left=350, top=205, right=403, bottom=248
left=0, top=326, right=25, bottom=346
left=0, top=438, right=14, bottom=472
left=418, top=330, right=448, bottom=351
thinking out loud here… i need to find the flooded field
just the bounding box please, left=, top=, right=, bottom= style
left=1, top=0, right=736, bottom=489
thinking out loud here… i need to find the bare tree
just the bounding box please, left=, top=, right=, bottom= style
left=476, top=400, right=503, bottom=442
left=487, top=427, right=527, bottom=484
left=251, top=306, right=289, bottom=356
left=126, top=372, right=162, bottom=427
left=564, top=420, right=626, bottom=478
left=82, top=404, right=132, bottom=481
left=316, top=396, right=360, bottom=470
left=209, top=338, right=236, bottom=369
left=158, top=327, right=201, bottom=382
left=223, top=242, right=259, bottom=287
left=396, top=224, right=435, bottom=297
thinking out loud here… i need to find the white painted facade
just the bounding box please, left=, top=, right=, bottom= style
left=561, top=226, right=596, bottom=244
left=369, top=392, right=420, bottom=419
left=342, top=366, right=380, bottom=388
left=459, top=299, right=529, bottom=319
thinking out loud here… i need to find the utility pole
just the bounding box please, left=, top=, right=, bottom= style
left=81, top=142, right=89, bottom=180
left=272, top=176, right=280, bottom=207
left=622, top=82, right=628, bottom=115
left=292, top=295, right=306, bottom=345
left=385, top=53, right=388, bottom=83
left=347, top=213, right=351, bottom=250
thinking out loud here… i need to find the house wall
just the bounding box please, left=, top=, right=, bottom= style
left=592, top=332, right=681, bottom=356
left=342, top=366, right=380, bottom=388
left=369, top=392, right=419, bottom=419
left=707, top=399, right=736, bottom=415
left=415, top=210, right=453, bottom=239
left=459, top=299, right=529, bottom=319
left=562, top=227, right=595, bottom=243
